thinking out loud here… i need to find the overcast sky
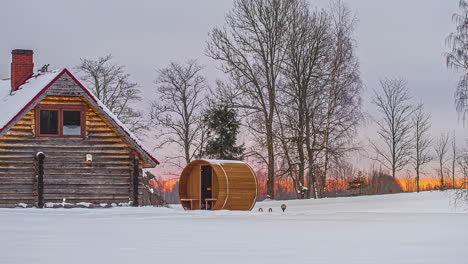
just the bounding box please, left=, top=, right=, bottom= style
left=0, top=0, right=464, bottom=176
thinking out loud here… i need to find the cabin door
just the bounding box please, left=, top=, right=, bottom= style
left=200, top=165, right=213, bottom=210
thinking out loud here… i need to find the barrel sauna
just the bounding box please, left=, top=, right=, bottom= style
left=178, top=159, right=258, bottom=211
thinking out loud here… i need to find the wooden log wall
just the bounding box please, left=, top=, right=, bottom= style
left=179, top=160, right=257, bottom=211
left=0, top=95, right=144, bottom=207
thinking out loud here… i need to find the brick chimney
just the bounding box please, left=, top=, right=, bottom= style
left=11, top=49, right=34, bottom=92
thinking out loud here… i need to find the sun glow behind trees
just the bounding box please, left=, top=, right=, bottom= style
left=154, top=176, right=464, bottom=200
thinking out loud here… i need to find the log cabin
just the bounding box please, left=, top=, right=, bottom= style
left=0, top=49, right=159, bottom=208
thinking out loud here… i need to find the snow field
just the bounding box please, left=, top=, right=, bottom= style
left=0, top=191, right=466, bottom=264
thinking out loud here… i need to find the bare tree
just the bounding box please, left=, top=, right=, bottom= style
left=457, top=151, right=468, bottom=185
left=315, top=0, right=362, bottom=197
left=371, top=78, right=413, bottom=179
left=151, top=60, right=207, bottom=166
left=455, top=150, right=468, bottom=206
left=77, top=54, right=145, bottom=134
left=275, top=0, right=362, bottom=199
left=411, top=103, right=432, bottom=192
left=445, top=0, right=468, bottom=121
left=434, top=132, right=450, bottom=187
left=206, top=0, right=294, bottom=199
left=277, top=1, right=332, bottom=198
left=450, top=132, right=458, bottom=187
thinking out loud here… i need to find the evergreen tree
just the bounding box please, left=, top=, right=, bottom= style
left=202, top=104, right=244, bottom=160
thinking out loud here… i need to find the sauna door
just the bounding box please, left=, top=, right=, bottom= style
left=201, top=165, right=213, bottom=210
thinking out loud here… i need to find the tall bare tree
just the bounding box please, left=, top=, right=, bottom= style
left=445, top=0, right=468, bottom=120
left=434, top=132, right=450, bottom=187
left=150, top=60, right=207, bottom=166
left=316, top=0, right=362, bottom=196
left=457, top=152, right=468, bottom=185
left=274, top=0, right=362, bottom=199
left=77, top=54, right=145, bottom=134
left=455, top=149, right=468, bottom=205
left=411, top=103, right=432, bottom=192
left=450, top=132, right=458, bottom=187
left=278, top=1, right=332, bottom=198
left=371, top=78, right=413, bottom=179
left=206, top=0, right=294, bottom=199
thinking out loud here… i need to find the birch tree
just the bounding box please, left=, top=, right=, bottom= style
left=446, top=0, right=468, bottom=203
left=445, top=0, right=468, bottom=121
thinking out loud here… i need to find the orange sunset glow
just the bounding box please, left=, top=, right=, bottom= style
left=155, top=177, right=468, bottom=195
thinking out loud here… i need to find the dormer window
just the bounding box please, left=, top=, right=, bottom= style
left=36, top=105, right=86, bottom=137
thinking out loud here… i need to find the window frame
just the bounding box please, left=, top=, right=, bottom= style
left=35, top=105, right=87, bottom=138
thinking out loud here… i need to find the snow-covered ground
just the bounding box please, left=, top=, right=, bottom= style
left=0, top=191, right=467, bottom=264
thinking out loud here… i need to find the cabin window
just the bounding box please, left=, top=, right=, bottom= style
left=63, top=111, right=81, bottom=135
left=39, top=110, right=59, bottom=135
left=36, top=106, right=86, bottom=137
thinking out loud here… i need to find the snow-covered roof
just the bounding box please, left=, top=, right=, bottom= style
left=0, top=68, right=159, bottom=166
left=203, top=159, right=246, bottom=165
left=0, top=70, right=62, bottom=132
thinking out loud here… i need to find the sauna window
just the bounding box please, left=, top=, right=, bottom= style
left=36, top=106, right=86, bottom=137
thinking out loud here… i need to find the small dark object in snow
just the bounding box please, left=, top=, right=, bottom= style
left=281, top=204, right=286, bottom=212
left=268, top=208, right=273, bottom=212
left=258, top=208, right=263, bottom=212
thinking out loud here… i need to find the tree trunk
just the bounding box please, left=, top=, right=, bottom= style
left=416, top=164, right=420, bottom=193
left=266, top=122, right=275, bottom=199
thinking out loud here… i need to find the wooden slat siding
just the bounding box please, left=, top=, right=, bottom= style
left=179, top=160, right=257, bottom=211
left=222, top=164, right=257, bottom=210
left=0, top=92, right=149, bottom=207
left=45, top=73, right=86, bottom=97
left=0, top=109, right=35, bottom=207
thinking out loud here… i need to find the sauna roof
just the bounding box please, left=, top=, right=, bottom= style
left=0, top=68, right=159, bottom=166
left=202, top=159, right=246, bottom=165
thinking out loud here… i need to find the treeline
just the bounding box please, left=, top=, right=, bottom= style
left=146, top=0, right=362, bottom=200
left=73, top=0, right=468, bottom=202
left=205, top=0, right=363, bottom=199
left=70, top=0, right=390, bottom=200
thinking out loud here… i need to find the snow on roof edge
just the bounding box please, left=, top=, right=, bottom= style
left=202, top=159, right=246, bottom=165
left=0, top=69, right=63, bottom=132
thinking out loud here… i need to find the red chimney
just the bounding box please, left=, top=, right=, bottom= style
left=11, top=49, right=34, bottom=92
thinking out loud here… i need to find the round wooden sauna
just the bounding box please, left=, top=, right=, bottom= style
left=178, top=159, right=258, bottom=211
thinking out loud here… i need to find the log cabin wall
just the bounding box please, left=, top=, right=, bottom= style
left=0, top=72, right=144, bottom=208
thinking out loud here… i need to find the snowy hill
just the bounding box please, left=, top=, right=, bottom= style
left=0, top=191, right=467, bottom=264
